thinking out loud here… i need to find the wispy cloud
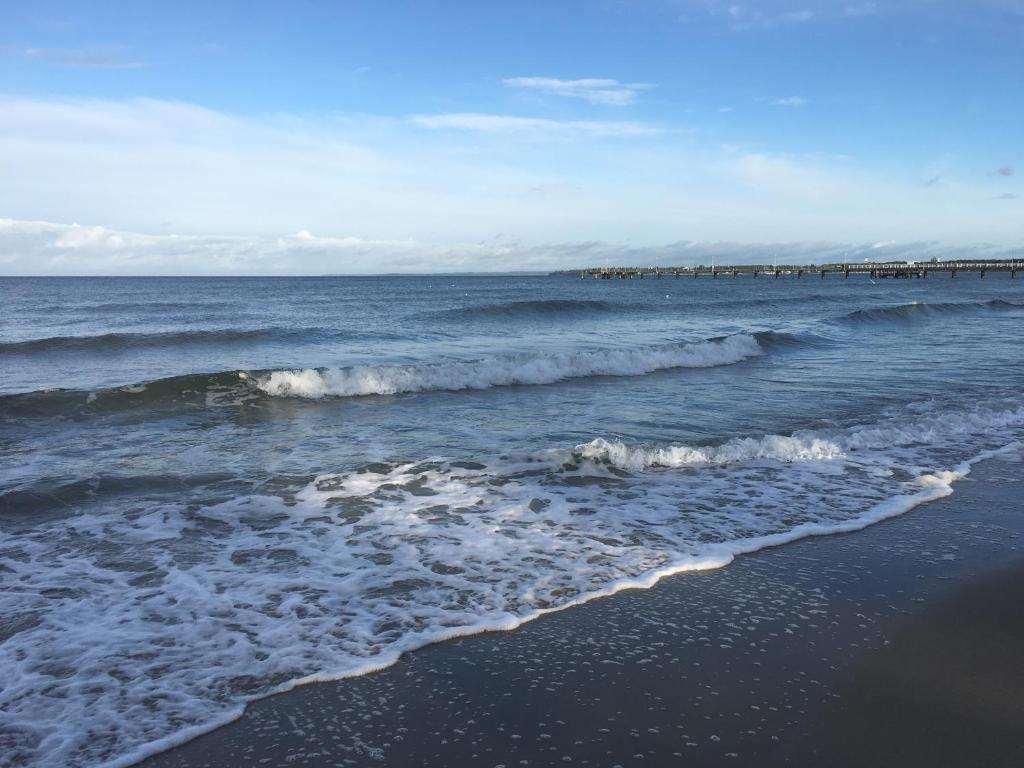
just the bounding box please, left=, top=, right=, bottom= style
left=995, top=165, right=1015, bottom=176
left=772, top=95, right=807, bottom=107
left=677, top=0, right=1024, bottom=27
left=24, top=46, right=145, bottom=70
left=503, top=77, right=654, bottom=106
left=727, top=4, right=815, bottom=29
left=0, top=96, right=1017, bottom=267
left=409, top=112, right=662, bottom=137
left=675, top=2, right=816, bottom=29
left=994, top=192, right=1018, bottom=199
left=843, top=2, right=878, bottom=17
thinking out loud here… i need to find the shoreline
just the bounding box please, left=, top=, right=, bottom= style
left=139, top=449, right=1024, bottom=768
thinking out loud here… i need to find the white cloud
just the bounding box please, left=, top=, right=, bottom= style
left=677, top=1, right=816, bottom=29
left=843, top=2, right=878, bottom=17
left=24, top=46, right=144, bottom=70
left=503, top=77, right=654, bottom=106
left=676, top=0, right=1023, bottom=26
left=0, top=218, right=493, bottom=275
left=409, top=112, right=662, bottom=137
left=772, top=95, right=808, bottom=107
left=0, top=96, right=1018, bottom=273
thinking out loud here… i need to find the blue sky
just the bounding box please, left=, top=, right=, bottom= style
left=1, top=0, right=1021, bottom=273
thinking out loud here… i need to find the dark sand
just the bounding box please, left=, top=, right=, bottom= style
left=142, top=452, right=1024, bottom=768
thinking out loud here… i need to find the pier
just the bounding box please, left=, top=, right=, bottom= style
left=572, top=260, right=1024, bottom=280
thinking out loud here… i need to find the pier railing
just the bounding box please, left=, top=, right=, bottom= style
left=572, top=260, right=1024, bottom=280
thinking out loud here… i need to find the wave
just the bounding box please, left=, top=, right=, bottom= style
left=256, top=333, right=765, bottom=398
left=0, top=328, right=313, bottom=355
left=429, top=298, right=647, bottom=320
left=835, top=298, right=1023, bottom=324
left=2, top=398, right=1021, bottom=767
left=430, top=295, right=841, bottom=320
left=0, top=371, right=258, bottom=419
left=578, top=402, right=1024, bottom=471
left=0, top=331, right=811, bottom=417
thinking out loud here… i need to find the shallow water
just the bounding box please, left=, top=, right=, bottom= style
left=1, top=274, right=1023, bottom=767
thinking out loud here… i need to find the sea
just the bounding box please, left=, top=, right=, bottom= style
left=1, top=273, right=1022, bottom=767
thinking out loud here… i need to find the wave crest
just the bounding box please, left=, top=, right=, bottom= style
left=578, top=434, right=844, bottom=470
left=3, top=398, right=1022, bottom=768
left=578, top=403, right=1024, bottom=471
left=256, top=334, right=764, bottom=398
left=836, top=299, right=1023, bottom=324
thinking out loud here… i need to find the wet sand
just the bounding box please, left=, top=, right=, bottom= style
left=142, top=452, right=1024, bottom=768
left=788, top=562, right=1024, bottom=767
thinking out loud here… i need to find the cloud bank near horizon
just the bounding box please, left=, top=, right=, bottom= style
left=0, top=95, right=1020, bottom=263
left=1, top=218, right=1018, bottom=276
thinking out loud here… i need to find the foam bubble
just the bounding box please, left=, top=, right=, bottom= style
left=1, top=401, right=1021, bottom=767
left=578, top=405, right=1024, bottom=471
left=578, top=434, right=845, bottom=470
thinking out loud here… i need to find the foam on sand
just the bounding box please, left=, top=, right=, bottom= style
left=0, top=400, right=1021, bottom=767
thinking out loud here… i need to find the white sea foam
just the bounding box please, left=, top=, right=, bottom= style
left=255, top=334, right=763, bottom=398
left=1, top=401, right=1022, bottom=768
left=578, top=434, right=845, bottom=470
left=579, top=404, right=1024, bottom=470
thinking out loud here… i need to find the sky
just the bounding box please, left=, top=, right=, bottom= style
left=0, top=0, right=1021, bottom=274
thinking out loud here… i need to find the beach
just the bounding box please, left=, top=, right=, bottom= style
left=140, top=451, right=1024, bottom=768
left=3, top=275, right=1023, bottom=768
left=4, top=3, right=1024, bottom=764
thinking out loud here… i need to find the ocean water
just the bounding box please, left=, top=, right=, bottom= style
left=1, top=274, right=1023, bottom=767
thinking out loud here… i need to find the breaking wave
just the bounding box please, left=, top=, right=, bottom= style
left=0, top=332, right=814, bottom=416
left=2, top=398, right=1021, bottom=767
left=578, top=402, right=1024, bottom=471
left=256, top=333, right=766, bottom=398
